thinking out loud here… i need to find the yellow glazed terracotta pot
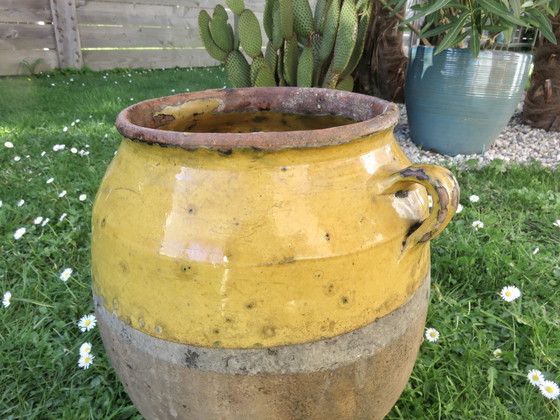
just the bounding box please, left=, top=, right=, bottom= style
left=91, top=87, right=459, bottom=420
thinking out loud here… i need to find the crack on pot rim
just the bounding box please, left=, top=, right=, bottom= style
left=115, top=87, right=400, bottom=152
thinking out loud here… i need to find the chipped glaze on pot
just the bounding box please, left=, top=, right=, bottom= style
left=91, top=87, right=459, bottom=419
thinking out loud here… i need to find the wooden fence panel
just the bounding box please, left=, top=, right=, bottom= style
left=0, top=0, right=52, bottom=23
left=0, top=0, right=266, bottom=75
left=79, top=25, right=203, bottom=49
left=82, top=48, right=219, bottom=71
left=0, top=0, right=57, bottom=75
left=76, top=1, right=200, bottom=28
left=0, top=23, right=55, bottom=50
left=0, top=49, right=57, bottom=75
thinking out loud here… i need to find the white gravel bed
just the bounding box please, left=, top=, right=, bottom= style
left=394, top=103, right=559, bottom=169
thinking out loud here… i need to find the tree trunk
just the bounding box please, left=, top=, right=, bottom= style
left=354, top=1, right=407, bottom=103
left=522, top=13, right=560, bottom=132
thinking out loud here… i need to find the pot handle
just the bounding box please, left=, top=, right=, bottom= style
left=382, top=164, right=460, bottom=254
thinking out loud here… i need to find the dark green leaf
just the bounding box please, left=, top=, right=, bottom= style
left=388, top=0, right=408, bottom=16
left=511, top=0, right=522, bottom=16
left=420, top=22, right=456, bottom=38
left=401, top=0, right=455, bottom=26
left=476, top=0, right=527, bottom=26
left=434, top=11, right=470, bottom=53
left=469, top=26, right=481, bottom=57
left=526, top=8, right=557, bottom=43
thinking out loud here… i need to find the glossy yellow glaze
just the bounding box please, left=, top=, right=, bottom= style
left=91, top=110, right=457, bottom=348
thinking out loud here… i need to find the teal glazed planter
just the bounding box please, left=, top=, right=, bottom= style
left=405, top=46, right=532, bottom=156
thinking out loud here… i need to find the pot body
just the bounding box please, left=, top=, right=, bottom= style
left=405, top=46, right=532, bottom=156
left=91, top=87, right=459, bottom=419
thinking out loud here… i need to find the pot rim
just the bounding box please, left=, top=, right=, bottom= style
left=115, top=87, right=399, bottom=151
left=411, top=45, right=532, bottom=58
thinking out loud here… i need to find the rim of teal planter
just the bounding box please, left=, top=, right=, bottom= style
left=405, top=46, right=532, bottom=156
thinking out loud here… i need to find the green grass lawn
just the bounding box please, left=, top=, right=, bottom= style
left=1, top=67, right=558, bottom=419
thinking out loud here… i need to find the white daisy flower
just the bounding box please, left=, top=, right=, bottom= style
left=0, top=200, right=3, bottom=207
left=78, top=353, right=94, bottom=369
left=4, top=141, right=14, bottom=148
left=77, top=314, right=97, bottom=332
left=528, top=369, right=544, bottom=386
left=79, top=342, right=93, bottom=356
left=540, top=380, right=560, bottom=400
left=79, top=194, right=87, bottom=201
left=3, top=291, right=12, bottom=307
left=553, top=220, right=560, bottom=227
left=59, top=212, right=67, bottom=222
left=17, top=199, right=25, bottom=207
left=58, top=190, right=67, bottom=198
left=33, top=217, right=44, bottom=225
left=41, top=218, right=50, bottom=227
left=59, top=268, right=73, bottom=282
left=70, top=147, right=78, bottom=154
left=14, top=227, right=26, bottom=240
left=46, top=177, right=54, bottom=184
left=13, top=156, right=21, bottom=162
left=63, top=126, right=68, bottom=132
left=500, top=286, right=521, bottom=302
left=469, top=195, right=480, bottom=202
left=533, top=247, right=540, bottom=255
left=456, top=203, right=463, bottom=213
left=493, top=349, right=502, bottom=358
left=41, top=151, right=46, bottom=157
left=472, top=220, right=484, bottom=230
left=425, top=328, right=440, bottom=342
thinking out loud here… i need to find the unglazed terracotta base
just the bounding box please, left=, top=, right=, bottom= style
left=95, top=274, right=430, bottom=420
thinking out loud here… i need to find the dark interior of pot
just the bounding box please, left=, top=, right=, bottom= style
left=167, top=109, right=357, bottom=133
left=116, top=87, right=399, bottom=150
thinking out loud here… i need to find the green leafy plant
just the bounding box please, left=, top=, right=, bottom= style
left=382, top=0, right=560, bottom=56
left=198, top=0, right=372, bottom=89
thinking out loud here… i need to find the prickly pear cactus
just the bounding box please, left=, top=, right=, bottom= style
left=198, top=0, right=372, bottom=89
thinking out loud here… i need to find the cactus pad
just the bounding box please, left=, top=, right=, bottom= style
left=340, top=4, right=370, bottom=78
left=255, top=66, right=277, bottom=87
left=279, top=0, right=295, bottom=39
left=239, top=9, right=263, bottom=58
left=265, top=41, right=278, bottom=70
left=314, top=0, right=330, bottom=33
left=213, top=4, right=229, bottom=21
left=209, top=15, right=234, bottom=53
left=226, top=0, right=245, bottom=15
left=225, top=50, right=251, bottom=87
left=336, top=75, right=354, bottom=91
left=332, top=0, right=358, bottom=74
left=250, top=57, right=266, bottom=85
left=198, top=10, right=228, bottom=62
left=283, top=33, right=298, bottom=86
left=271, top=0, right=284, bottom=49
left=297, top=46, right=313, bottom=87
left=263, top=0, right=275, bottom=40
left=293, top=0, right=314, bottom=38
left=319, top=0, right=340, bottom=61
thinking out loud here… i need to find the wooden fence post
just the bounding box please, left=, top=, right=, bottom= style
left=49, top=0, right=83, bottom=69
